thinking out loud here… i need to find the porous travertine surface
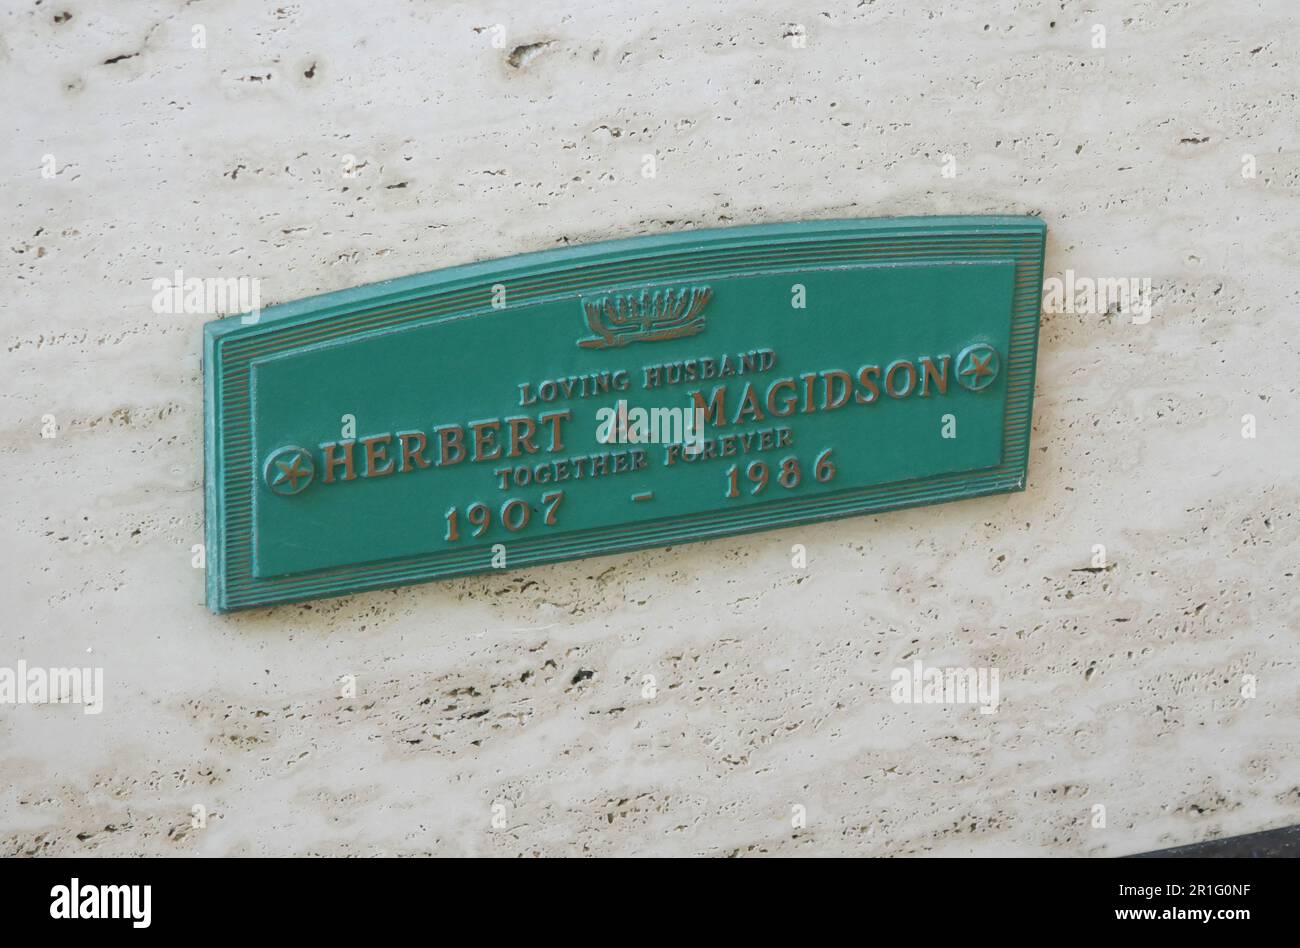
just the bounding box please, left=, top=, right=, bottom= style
left=2, top=0, right=1296, bottom=856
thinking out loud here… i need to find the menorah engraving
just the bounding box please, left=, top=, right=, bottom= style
left=577, top=285, right=712, bottom=349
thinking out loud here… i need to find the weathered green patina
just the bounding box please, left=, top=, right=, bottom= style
left=204, top=217, right=1047, bottom=612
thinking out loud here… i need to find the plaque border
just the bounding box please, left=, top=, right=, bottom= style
left=204, top=216, right=1047, bottom=612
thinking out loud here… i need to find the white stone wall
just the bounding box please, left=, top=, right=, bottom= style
left=2, top=0, right=1297, bottom=856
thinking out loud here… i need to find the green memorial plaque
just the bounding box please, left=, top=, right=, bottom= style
left=204, top=216, right=1046, bottom=612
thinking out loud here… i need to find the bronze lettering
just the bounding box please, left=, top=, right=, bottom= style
left=362, top=434, right=396, bottom=478
left=734, top=382, right=765, bottom=425
left=471, top=419, right=503, bottom=462
left=506, top=416, right=538, bottom=458
left=397, top=431, right=431, bottom=473
left=321, top=440, right=356, bottom=483
left=885, top=360, right=917, bottom=399
left=855, top=364, right=881, bottom=404
left=538, top=410, right=571, bottom=452
left=822, top=370, right=853, bottom=411
left=435, top=425, right=466, bottom=467
left=800, top=372, right=817, bottom=413
left=690, top=386, right=727, bottom=427
left=766, top=378, right=798, bottom=417
left=920, top=355, right=950, bottom=396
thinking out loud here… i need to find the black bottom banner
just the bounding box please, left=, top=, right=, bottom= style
left=0, top=846, right=1292, bottom=934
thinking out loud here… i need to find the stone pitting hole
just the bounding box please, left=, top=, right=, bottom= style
left=507, top=41, right=553, bottom=69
